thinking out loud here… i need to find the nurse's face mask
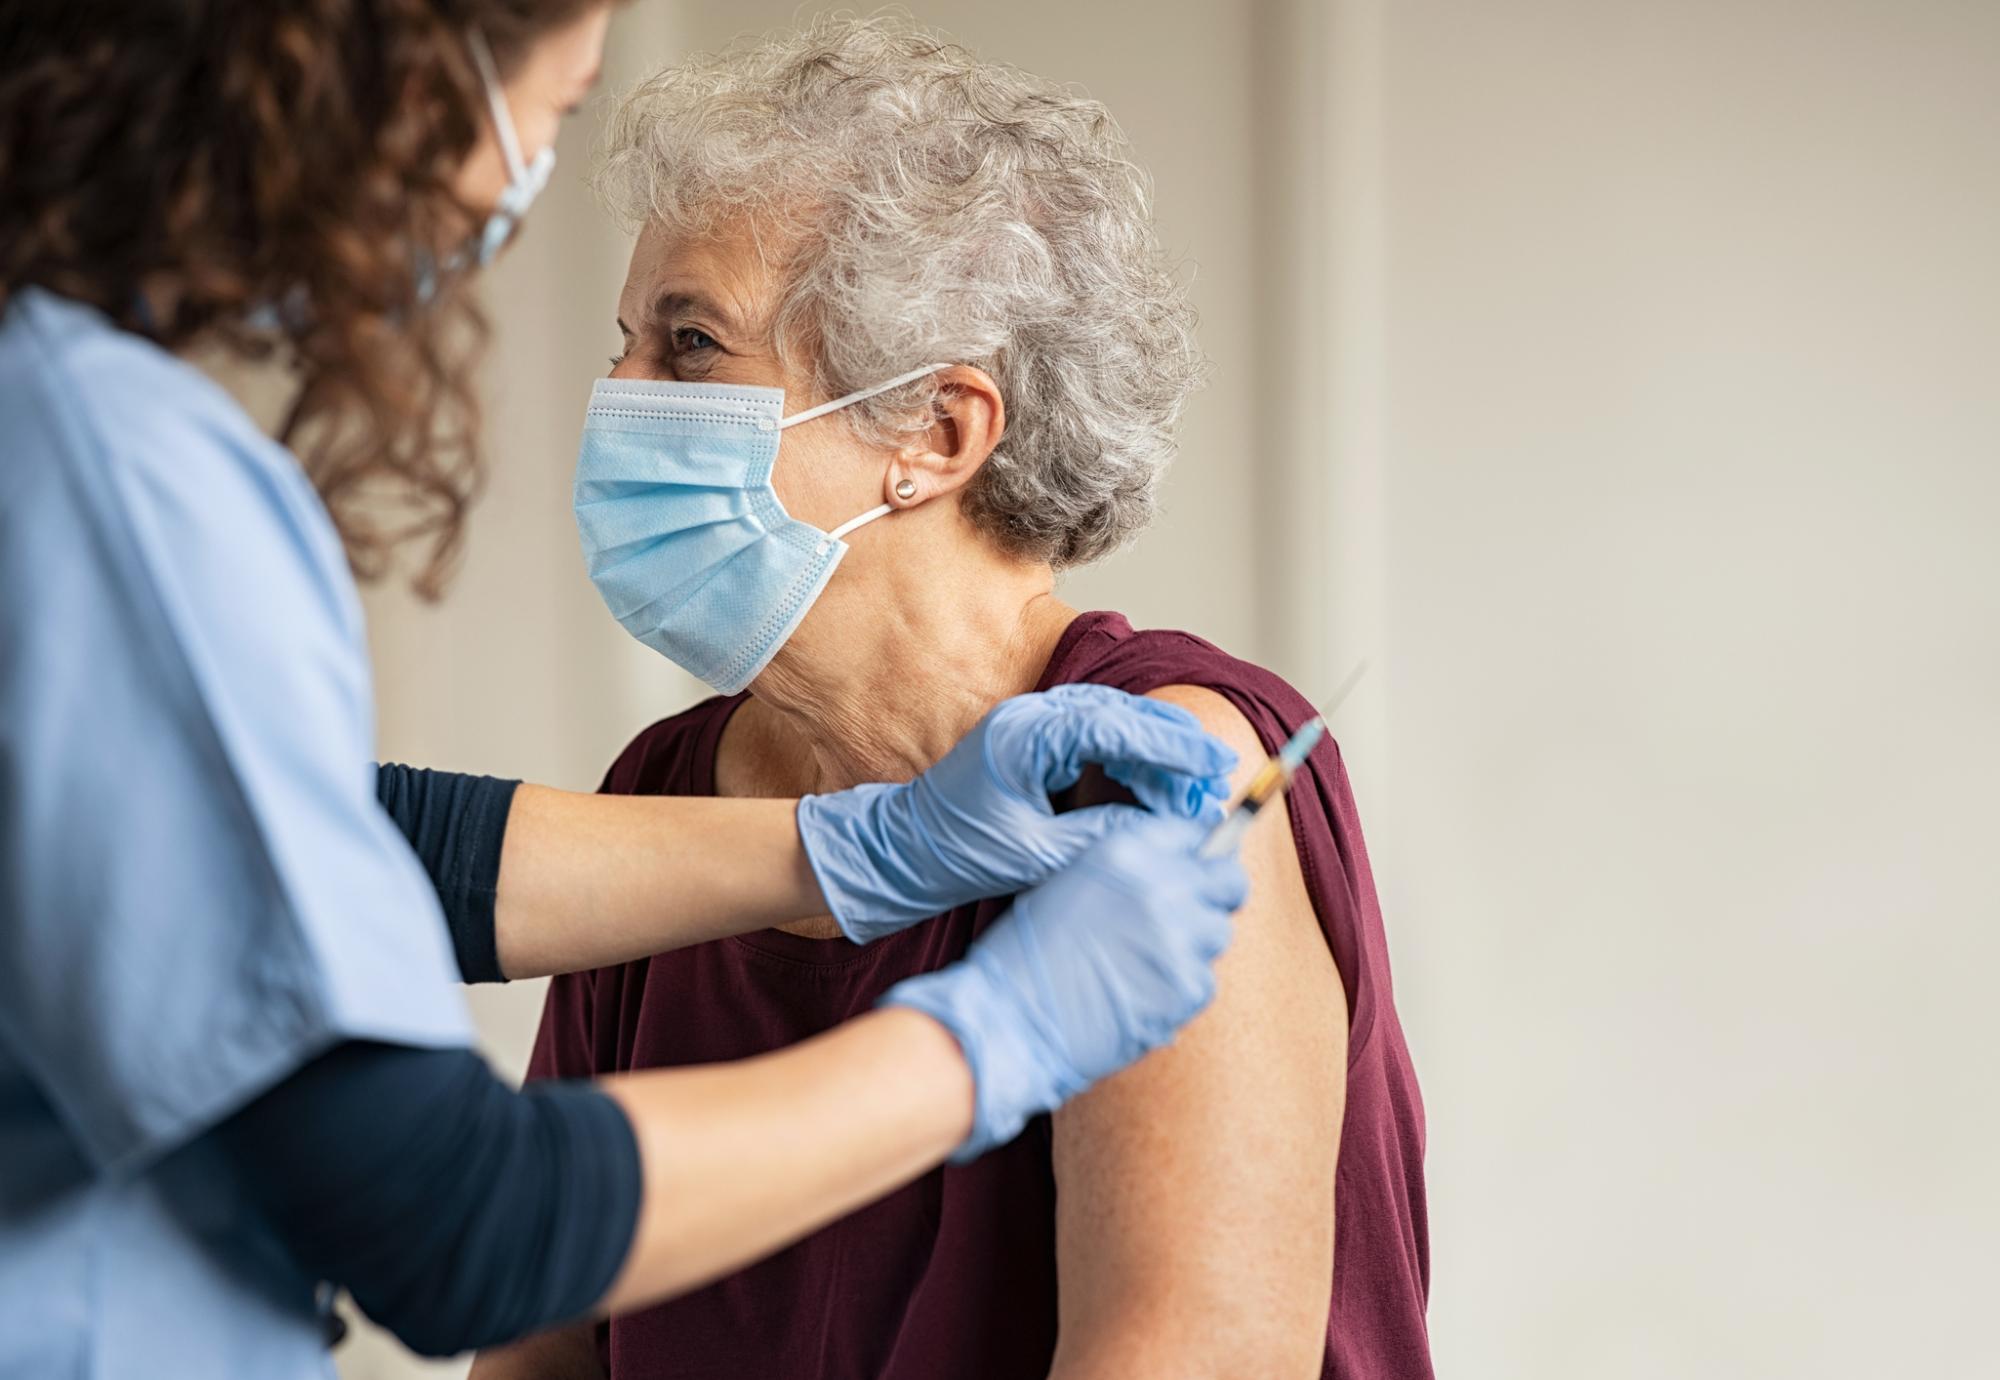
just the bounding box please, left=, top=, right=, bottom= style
left=573, top=363, right=950, bottom=694
left=463, top=29, right=556, bottom=267
left=410, top=29, right=554, bottom=300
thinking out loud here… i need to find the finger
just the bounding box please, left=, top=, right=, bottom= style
left=1194, top=855, right=1251, bottom=914
left=1108, top=764, right=1226, bottom=820
left=1125, top=811, right=1213, bottom=854
left=1105, top=759, right=1232, bottom=822
left=1040, top=802, right=1153, bottom=858
left=1014, top=689, right=1116, bottom=794
left=1194, top=791, right=1229, bottom=828
left=1087, top=812, right=1208, bottom=880
left=1051, top=703, right=1239, bottom=797
left=1178, top=899, right=1237, bottom=966
left=1177, top=959, right=1221, bottom=1020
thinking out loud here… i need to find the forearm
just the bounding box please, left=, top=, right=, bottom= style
left=596, top=1005, right=973, bottom=1312
left=494, top=785, right=825, bottom=979
left=214, top=1042, right=640, bottom=1358
left=375, top=763, right=521, bottom=982
left=221, top=1014, right=972, bottom=1354
left=393, top=682, right=1239, bottom=981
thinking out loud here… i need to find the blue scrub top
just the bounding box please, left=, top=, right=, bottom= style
left=0, top=289, right=473, bottom=1378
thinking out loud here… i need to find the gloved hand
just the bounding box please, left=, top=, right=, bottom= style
left=882, top=814, right=1249, bottom=1160
left=797, top=684, right=1236, bottom=944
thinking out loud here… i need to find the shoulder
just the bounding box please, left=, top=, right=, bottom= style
left=1, top=289, right=356, bottom=633
left=1, top=291, right=373, bottom=733
left=1061, top=612, right=1396, bottom=1063
left=1054, top=610, right=1316, bottom=763
left=1143, top=684, right=1270, bottom=787
left=1, top=289, right=300, bottom=490
left=1139, top=682, right=1309, bottom=914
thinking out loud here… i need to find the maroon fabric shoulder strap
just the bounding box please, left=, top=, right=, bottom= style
left=1040, top=611, right=1393, bottom=1062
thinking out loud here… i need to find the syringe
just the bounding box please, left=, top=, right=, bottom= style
left=1198, top=661, right=1367, bottom=860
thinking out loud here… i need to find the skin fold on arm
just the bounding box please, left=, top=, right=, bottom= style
left=470, top=1323, right=601, bottom=1380
left=1047, top=686, right=1347, bottom=1380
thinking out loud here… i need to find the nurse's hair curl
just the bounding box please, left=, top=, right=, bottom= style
left=597, top=12, right=1206, bottom=569
left=0, top=0, right=605, bottom=597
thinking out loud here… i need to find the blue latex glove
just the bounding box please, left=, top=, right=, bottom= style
left=882, top=814, right=1249, bottom=1160
left=796, top=685, right=1237, bottom=943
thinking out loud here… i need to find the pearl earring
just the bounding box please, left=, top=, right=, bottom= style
left=894, top=479, right=918, bottom=500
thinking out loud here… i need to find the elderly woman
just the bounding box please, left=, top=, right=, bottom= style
left=477, top=17, right=1428, bottom=1380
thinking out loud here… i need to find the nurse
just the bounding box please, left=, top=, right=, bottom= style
left=0, top=3, right=1248, bottom=1376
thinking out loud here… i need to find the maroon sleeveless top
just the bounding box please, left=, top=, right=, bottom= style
left=527, top=612, right=1431, bottom=1378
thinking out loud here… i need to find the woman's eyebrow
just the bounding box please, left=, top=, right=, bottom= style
left=646, top=290, right=740, bottom=337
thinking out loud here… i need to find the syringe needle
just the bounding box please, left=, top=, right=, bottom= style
left=1198, top=660, right=1368, bottom=860
left=1314, top=659, right=1369, bottom=723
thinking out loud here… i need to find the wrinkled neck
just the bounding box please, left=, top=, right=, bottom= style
left=752, top=540, right=1074, bottom=792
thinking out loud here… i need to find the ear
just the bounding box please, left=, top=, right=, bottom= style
left=883, top=365, right=1006, bottom=509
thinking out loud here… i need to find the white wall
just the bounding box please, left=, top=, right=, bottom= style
left=341, top=3, right=2000, bottom=1377
left=1374, top=2, right=2000, bottom=1375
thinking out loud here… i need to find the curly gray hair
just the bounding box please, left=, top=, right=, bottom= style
left=595, top=13, right=1204, bottom=568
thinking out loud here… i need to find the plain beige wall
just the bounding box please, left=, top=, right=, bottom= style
left=339, top=2, right=1999, bottom=1377
left=1378, top=3, right=2000, bottom=1376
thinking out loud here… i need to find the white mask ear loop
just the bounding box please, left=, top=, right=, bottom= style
left=766, top=362, right=955, bottom=431
left=822, top=504, right=894, bottom=547
left=775, top=362, right=955, bottom=555
left=467, top=30, right=528, bottom=182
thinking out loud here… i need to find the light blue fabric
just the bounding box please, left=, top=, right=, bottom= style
left=573, top=377, right=852, bottom=693
left=0, top=288, right=472, bottom=1379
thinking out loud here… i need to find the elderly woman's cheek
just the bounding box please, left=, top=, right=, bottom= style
left=772, top=432, right=874, bottom=532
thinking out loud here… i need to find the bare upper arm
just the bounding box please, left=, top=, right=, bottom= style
left=1049, top=685, right=1346, bottom=1379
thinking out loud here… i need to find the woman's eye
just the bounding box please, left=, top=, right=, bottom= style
left=607, top=353, right=627, bottom=370
left=675, top=327, right=718, bottom=353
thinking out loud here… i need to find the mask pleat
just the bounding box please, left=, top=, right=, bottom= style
left=572, top=367, right=943, bottom=693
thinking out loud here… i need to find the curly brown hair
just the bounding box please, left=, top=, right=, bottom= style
left=0, top=0, right=610, bottom=596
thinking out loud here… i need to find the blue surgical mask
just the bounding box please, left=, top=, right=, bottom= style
left=573, top=363, right=950, bottom=693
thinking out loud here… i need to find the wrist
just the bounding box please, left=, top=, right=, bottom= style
left=797, top=783, right=922, bottom=942
left=866, top=1005, right=977, bottom=1150
left=880, top=949, right=1057, bottom=1162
